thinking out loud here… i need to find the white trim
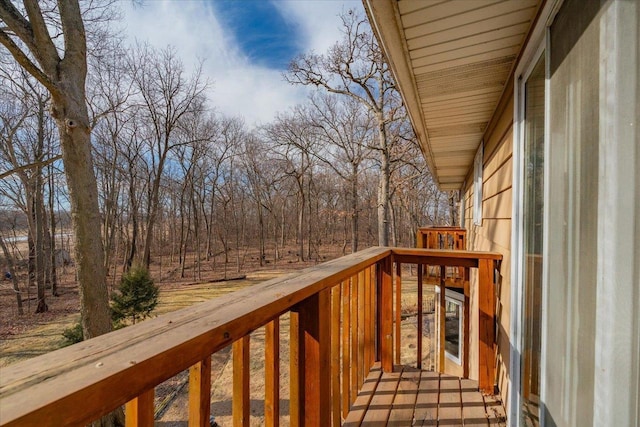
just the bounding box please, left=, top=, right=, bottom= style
left=444, top=289, right=464, bottom=365
left=539, top=27, right=552, bottom=427
left=509, top=0, right=563, bottom=422
left=509, top=2, right=565, bottom=424
left=510, top=42, right=545, bottom=427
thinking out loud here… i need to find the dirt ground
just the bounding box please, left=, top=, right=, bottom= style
left=0, top=246, right=435, bottom=426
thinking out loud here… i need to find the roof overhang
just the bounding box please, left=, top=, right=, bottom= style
left=363, top=0, right=541, bottom=190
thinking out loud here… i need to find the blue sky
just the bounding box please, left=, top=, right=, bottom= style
left=121, top=0, right=362, bottom=126
left=211, top=0, right=302, bottom=69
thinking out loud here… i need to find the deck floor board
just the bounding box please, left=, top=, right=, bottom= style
left=346, top=363, right=504, bottom=426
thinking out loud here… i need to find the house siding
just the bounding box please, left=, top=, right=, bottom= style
left=463, top=89, right=514, bottom=405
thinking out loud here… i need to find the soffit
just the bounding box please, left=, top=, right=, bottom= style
left=364, top=0, right=541, bottom=190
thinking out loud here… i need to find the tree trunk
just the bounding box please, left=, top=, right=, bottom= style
left=50, top=91, right=111, bottom=339
left=34, top=166, right=48, bottom=313
left=142, top=149, right=169, bottom=268
left=258, top=202, right=265, bottom=267
left=48, top=164, right=58, bottom=296
left=0, top=235, right=23, bottom=315
left=377, top=120, right=390, bottom=246
left=351, top=165, right=359, bottom=253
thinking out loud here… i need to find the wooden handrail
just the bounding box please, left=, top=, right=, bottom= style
left=0, top=246, right=501, bottom=426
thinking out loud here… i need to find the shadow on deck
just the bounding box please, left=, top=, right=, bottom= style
left=345, top=364, right=506, bottom=426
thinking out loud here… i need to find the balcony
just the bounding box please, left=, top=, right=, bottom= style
left=0, top=246, right=502, bottom=426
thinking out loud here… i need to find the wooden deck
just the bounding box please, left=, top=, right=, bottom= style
left=344, top=364, right=506, bottom=426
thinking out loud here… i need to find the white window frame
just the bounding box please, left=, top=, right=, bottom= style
left=509, top=2, right=561, bottom=425
left=473, top=143, right=483, bottom=226
left=444, top=289, right=464, bottom=365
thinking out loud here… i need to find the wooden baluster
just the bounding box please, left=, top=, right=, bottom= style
left=330, top=285, right=341, bottom=427
left=395, top=261, right=402, bottom=365
left=233, top=336, right=250, bottom=427
left=265, top=319, right=280, bottom=427
left=350, top=274, right=359, bottom=400
left=427, top=230, right=437, bottom=249
left=290, top=290, right=331, bottom=427
left=478, top=259, right=495, bottom=394
left=125, top=389, right=154, bottom=427
left=364, top=266, right=372, bottom=376
left=378, top=256, right=393, bottom=373
left=417, top=263, right=423, bottom=369
left=369, top=266, right=376, bottom=368
left=189, top=356, right=212, bottom=427
left=341, top=279, right=352, bottom=416
left=439, top=266, right=446, bottom=373
left=357, top=269, right=365, bottom=387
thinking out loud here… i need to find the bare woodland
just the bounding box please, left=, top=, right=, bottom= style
left=0, top=3, right=456, bottom=331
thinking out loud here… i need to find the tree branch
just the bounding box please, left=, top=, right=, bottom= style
left=0, top=155, right=62, bottom=180
left=57, top=0, right=86, bottom=70
left=23, top=0, right=61, bottom=74
left=0, top=29, right=58, bottom=94
left=0, top=0, right=37, bottom=53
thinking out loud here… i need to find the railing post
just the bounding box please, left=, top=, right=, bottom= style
left=395, top=261, right=402, bottom=365
left=478, top=259, right=496, bottom=394
left=438, top=265, right=446, bottom=373
left=189, top=356, right=212, bottom=427
left=125, top=389, right=154, bottom=427
left=463, top=267, right=470, bottom=379
left=290, top=290, right=331, bottom=427
left=417, top=263, right=424, bottom=369
left=378, top=256, right=393, bottom=372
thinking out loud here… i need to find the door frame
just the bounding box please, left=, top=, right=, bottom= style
left=509, top=2, right=562, bottom=425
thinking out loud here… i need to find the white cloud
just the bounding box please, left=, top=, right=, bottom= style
left=272, top=0, right=363, bottom=54
left=119, top=0, right=340, bottom=127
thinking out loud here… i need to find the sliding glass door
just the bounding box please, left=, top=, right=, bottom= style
left=520, top=53, right=545, bottom=427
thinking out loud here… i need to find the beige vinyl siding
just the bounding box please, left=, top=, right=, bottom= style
left=463, top=89, right=513, bottom=405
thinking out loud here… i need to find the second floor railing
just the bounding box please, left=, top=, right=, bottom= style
left=0, top=246, right=501, bottom=427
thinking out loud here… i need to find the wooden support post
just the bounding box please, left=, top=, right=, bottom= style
left=233, top=336, right=250, bottom=427
left=357, top=269, right=365, bottom=387
left=395, top=261, right=402, bottom=366
left=125, top=389, right=154, bottom=427
left=463, top=267, right=470, bottom=379
left=439, top=266, right=446, bottom=373
left=478, top=259, right=495, bottom=394
left=265, top=319, right=280, bottom=427
left=189, top=356, right=212, bottom=427
left=290, top=290, right=331, bottom=427
left=379, top=256, right=393, bottom=372
left=417, top=263, right=423, bottom=369
left=330, top=285, right=341, bottom=427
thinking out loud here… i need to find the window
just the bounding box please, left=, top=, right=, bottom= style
left=444, top=289, right=463, bottom=364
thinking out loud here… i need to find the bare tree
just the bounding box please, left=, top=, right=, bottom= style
left=263, top=108, right=317, bottom=261
left=307, top=93, right=374, bottom=252
left=128, top=44, right=208, bottom=267
left=0, top=0, right=112, bottom=338
left=286, top=9, right=401, bottom=246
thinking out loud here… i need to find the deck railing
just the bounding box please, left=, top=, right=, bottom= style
left=0, top=247, right=501, bottom=427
